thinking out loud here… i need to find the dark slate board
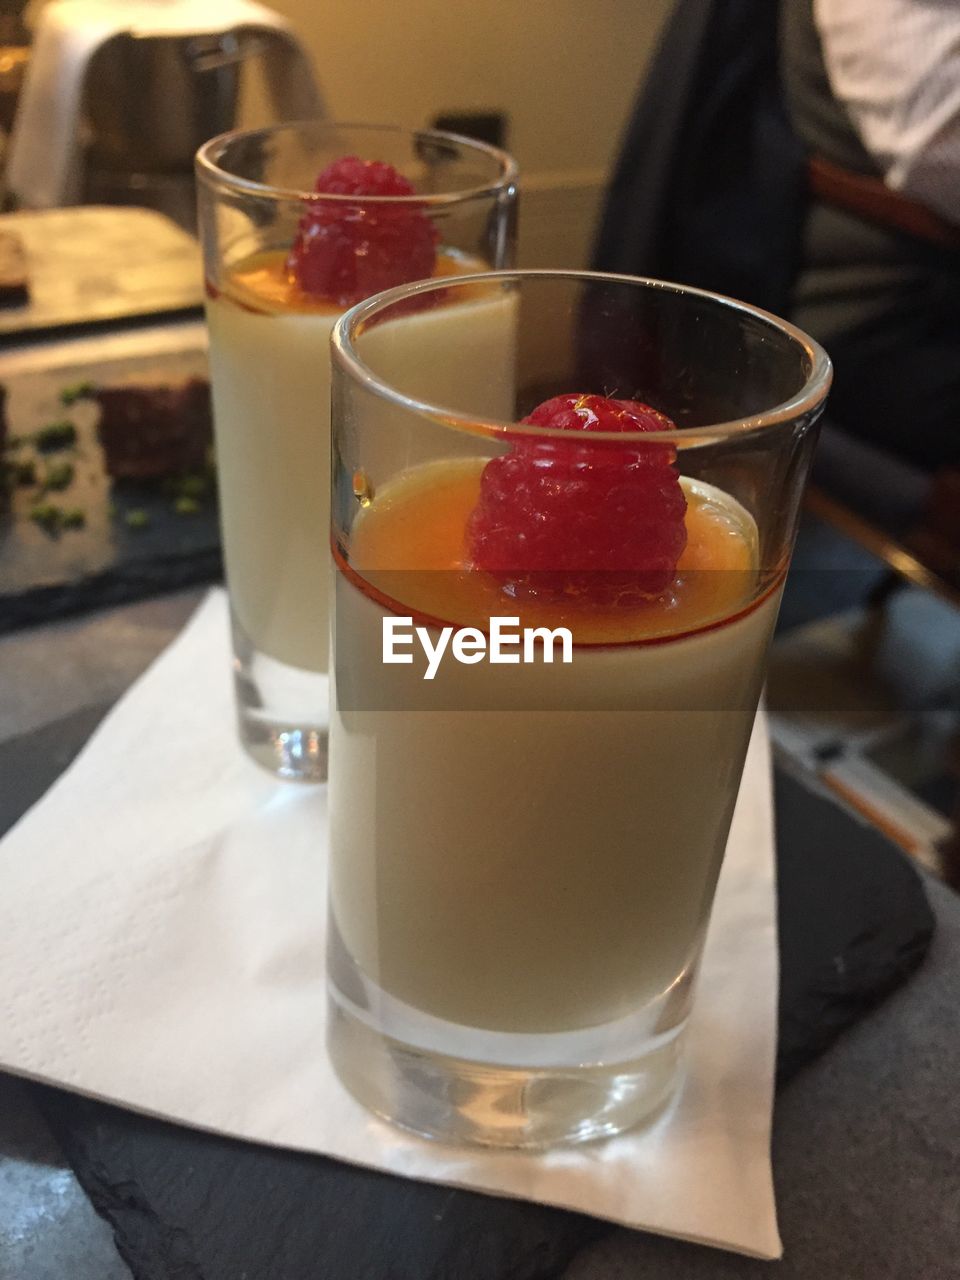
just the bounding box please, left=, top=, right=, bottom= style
left=0, top=328, right=221, bottom=632
left=773, top=762, right=937, bottom=1082
left=0, top=711, right=935, bottom=1280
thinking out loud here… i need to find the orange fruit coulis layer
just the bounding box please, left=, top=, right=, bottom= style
left=218, top=248, right=484, bottom=316
left=341, top=459, right=778, bottom=646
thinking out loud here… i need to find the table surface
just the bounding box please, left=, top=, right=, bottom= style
left=1, top=589, right=959, bottom=1280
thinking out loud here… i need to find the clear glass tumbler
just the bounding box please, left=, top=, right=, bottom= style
left=327, top=270, right=831, bottom=1146
left=196, top=123, right=517, bottom=780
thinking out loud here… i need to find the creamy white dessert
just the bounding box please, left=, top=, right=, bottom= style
left=207, top=290, right=336, bottom=672
left=328, top=463, right=780, bottom=1034
left=206, top=256, right=515, bottom=672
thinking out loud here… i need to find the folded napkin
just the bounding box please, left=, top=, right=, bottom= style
left=7, top=0, right=324, bottom=209
left=0, top=590, right=781, bottom=1259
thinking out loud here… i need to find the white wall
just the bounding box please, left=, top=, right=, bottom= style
left=257, top=0, right=674, bottom=265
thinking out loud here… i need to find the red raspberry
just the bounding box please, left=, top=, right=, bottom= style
left=467, top=394, right=687, bottom=603
left=286, top=157, right=439, bottom=306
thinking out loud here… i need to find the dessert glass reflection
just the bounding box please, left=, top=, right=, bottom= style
left=328, top=271, right=831, bottom=1147
left=196, top=123, right=517, bottom=779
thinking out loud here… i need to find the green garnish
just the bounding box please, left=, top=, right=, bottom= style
left=29, top=502, right=83, bottom=532
left=173, top=495, right=201, bottom=515
left=179, top=473, right=208, bottom=500
left=43, top=460, right=74, bottom=491
left=3, top=458, right=36, bottom=486
left=29, top=503, right=60, bottom=531
left=59, top=381, right=96, bottom=406
left=162, top=471, right=211, bottom=503
left=124, top=508, right=150, bottom=529
left=35, top=421, right=77, bottom=453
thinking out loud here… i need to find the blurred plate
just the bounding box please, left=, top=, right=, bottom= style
left=0, top=321, right=220, bottom=631
left=0, top=206, right=203, bottom=338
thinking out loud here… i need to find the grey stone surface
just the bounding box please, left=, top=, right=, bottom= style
left=0, top=1076, right=130, bottom=1280
left=0, top=591, right=202, bottom=1280
left=562, top=876, right=960, bottom=1278
left=0, top=588, right=205, bottom=741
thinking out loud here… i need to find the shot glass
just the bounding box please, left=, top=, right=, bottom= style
left=196, top=122, right=517, bottom=779
left=327, top=270, right=831, bottom=1146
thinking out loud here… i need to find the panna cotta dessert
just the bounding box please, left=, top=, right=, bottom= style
left=329, top=395, right=782, bottom=1038
left=205, top=157, right=513, bottom=674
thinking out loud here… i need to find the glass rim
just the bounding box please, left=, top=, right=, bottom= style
left=195, top=119, right=518, bottom=206
left=330, top=269, right=833, bottom=446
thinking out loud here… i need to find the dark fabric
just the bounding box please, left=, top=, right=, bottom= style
left=594, top=0, right=960, bottom=472
left=779, top=0, right=879, bottom=177
left=780, top=4, right=960, bottom=471
left=592, top=0, right=806, bottom=317
left=790, top=202, right=960, bottom=470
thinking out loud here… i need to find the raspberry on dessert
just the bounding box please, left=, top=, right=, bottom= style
left=286, top=156, right=439, bottom=306
left=467, top=393, right=687, bottom=603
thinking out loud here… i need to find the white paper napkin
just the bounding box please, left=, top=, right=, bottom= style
left=0, top=590, right=781, bottom=1259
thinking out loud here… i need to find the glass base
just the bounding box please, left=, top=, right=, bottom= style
left=326, top=928, right=691, bottom=1148
left=232, top=611, right=329, bottom=783
left=328, top=995, right=683, bottom=1148
left=237, top=704, right=328, bottom=781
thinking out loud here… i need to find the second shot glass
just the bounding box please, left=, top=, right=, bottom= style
left=196, top=122, right=517, bottom=780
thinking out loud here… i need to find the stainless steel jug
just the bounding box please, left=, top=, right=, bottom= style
left=81, top=29, right=283, bottom=229
left=82, top=31, right=255, bottom=174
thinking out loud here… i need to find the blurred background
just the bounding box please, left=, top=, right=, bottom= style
left=0, top=0, right=675, bottom=262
